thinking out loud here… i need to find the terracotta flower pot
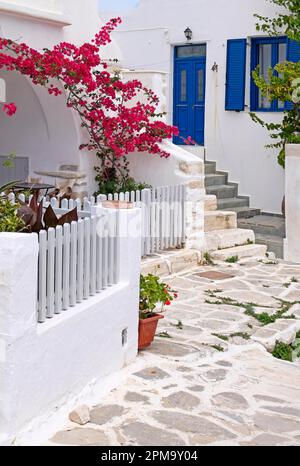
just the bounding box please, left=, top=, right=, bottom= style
left=138, top=313, right=164, bottom=350
left=102, top=200, right=133, bottom=209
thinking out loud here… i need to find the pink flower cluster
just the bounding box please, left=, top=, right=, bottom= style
left=0, top=18, right=178, bottom=161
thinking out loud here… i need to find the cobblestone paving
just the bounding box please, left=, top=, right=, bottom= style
left=50, top=258, right=300, bottom=446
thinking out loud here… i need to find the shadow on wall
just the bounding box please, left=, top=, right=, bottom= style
left=0, top=70, right=80, bottom=183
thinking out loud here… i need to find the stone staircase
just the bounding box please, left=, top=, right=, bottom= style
left=205, top=160, right=285, bottom=258
left=205, top=161, right=261, bottom=219
left=204, top=194, right=267, bottom=261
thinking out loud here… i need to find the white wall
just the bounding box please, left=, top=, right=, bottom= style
left=110, top=0, right=286, bottom=213
left=0, top=207, right=141, bottom=445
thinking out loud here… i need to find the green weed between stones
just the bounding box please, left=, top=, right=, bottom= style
left=157, top=331, right=172, bottom=339
left=272, top=337, right=300, bottom=362
left=211, top=345, right=224, bottom=352
left=212, top=332, right=250, bottom=341
left=171, top=320, right=183, bottom=330
left=225, top=255, right=239, bottom=263
left=203, top=252, right=215, bottom=266
left=212, top=333, right=229, bottom=341
left=204, top=291, right=299, bottom=326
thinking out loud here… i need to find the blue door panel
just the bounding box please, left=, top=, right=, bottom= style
left=173, top=48, right=206, bottom=145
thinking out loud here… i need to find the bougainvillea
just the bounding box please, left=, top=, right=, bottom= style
left=0, top=18, right=178, bottom=192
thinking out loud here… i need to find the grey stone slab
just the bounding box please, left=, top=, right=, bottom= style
left=51, top=428, right=110, bottom=446
left=254, top=394, right=287, bottom=404
left=254, top=413, right=300, bottom=433
left=152, top=411, right=236, bottom=444
left=162, top=391, right=200, bottom=410
left=203, top=369, right=228, bottom=381
left=122, top=422, right=186, bottom=446
left=134, top=367, right=170, bottom=380
left=124, top=392, right=149, bottom=403
left=89, top=404, right=124, bottom=425
left=261, top=405, right=300, bottom=418
left=212, top=392, right=249, bottom=410
left=146, top=340, right=199, bottom=358
left=188, top=385, right=205, bottom=393
left=251, top=433, right=289, bottom=446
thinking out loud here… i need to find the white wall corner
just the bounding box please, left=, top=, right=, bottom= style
left=284, top=144, right=300, bottom=263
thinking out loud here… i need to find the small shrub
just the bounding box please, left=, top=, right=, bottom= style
left=0, top=199, right=24, bottom=232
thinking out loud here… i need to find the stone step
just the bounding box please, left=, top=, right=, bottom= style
left=205, top=228, right=255, bottom=251
left=204, top=161, right=216, bottom=174
left=218, top=197, right=249, bottom=210
left=229, top=206, right=261, bottom=219
left=205, top=173, right=228, bottom=187
left=205, top=195, right=218, bottom=211
left=206, top=184, right=238, bottom=199
left=141, top=249, right=201, bottom=277
left=211, top=244, right=267, bottom=261
left=238, top=214, right=285, bottom=237
left=204, top=210, right=237, bottom=232
left=255, top=234, right=284, bottom=259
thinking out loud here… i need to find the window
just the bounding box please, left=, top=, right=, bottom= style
left=251, top=37, right=287, bottom=112
left=176, top=45, right=206, bottom=59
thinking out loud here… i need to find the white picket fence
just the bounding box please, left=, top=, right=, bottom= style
left=37, top=210, right=119, bottom=323
left=6, top=184, right=186, bottom=322
left=42, top=185, right=186, bottom=256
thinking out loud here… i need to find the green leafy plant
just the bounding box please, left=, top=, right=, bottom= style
left=255, top=0, right=300, bottom=42
left=157, top=331, right=172, bottom=339
left=0, top=198, right=24, bottom=232
left=251, top=1, right=300, bottom=167
left=272, top=340, right=293, bottom=361
left=225, top=255, right=239, bottom=263
left=94, top=174, right=151, bottom=196
left=139, top=274, right=177, bottom=319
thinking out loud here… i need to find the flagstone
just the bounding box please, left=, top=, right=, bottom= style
left=89, top=404, right=125, bottom=425
left=121, top=422, right=186, bottom=446
left=51, top=428, right=110, bottom=446
left=162, top=391, right=200, bottom=410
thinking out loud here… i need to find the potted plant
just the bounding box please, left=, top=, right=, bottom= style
left=138, top=274, right=177, bottom=350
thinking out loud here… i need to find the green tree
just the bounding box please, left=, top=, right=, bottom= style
left=255, top=0, right=300, bottom=42
left=251, top=0, right=300, bottom=167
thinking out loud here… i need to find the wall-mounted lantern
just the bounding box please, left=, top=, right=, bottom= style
left=184, top=27, right=192, bottom=41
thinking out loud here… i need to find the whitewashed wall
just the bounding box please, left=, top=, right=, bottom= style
left=0, top=207, right=141, bottom=446
left=104, top=0, right=286, bottom=213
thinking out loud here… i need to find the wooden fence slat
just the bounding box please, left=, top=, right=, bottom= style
left=38, top=231, right=47, bottom=323
left=70, top=221, right=77, bottom=306
left=46, top=228, right=55, bottom=318
left=83, top=218, right=91, bottom=300
left=90, top=217, right=97, bottom=296
left=62, top=223, right=70, bottom=310
left=77, top=220, right=84, bottom=303
left=55, top=226, right=63, bottom=314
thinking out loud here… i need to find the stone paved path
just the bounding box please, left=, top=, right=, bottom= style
left=50, top=257, right=300, bottom=446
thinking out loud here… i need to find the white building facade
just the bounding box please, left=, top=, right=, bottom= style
left=103, top=0, right=299, bottom=214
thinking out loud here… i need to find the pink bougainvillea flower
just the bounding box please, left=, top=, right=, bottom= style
left=2, top=102, right=17, bottom=117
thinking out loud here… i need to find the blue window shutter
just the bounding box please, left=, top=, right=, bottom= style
left=286, top=39, right=300, bottom=109
left=225, top=39, right=247, bottom=111
left=287, top=38, right=300, bottom=62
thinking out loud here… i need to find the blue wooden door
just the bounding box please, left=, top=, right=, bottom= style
left=173, top=45, right=206, bottom=145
